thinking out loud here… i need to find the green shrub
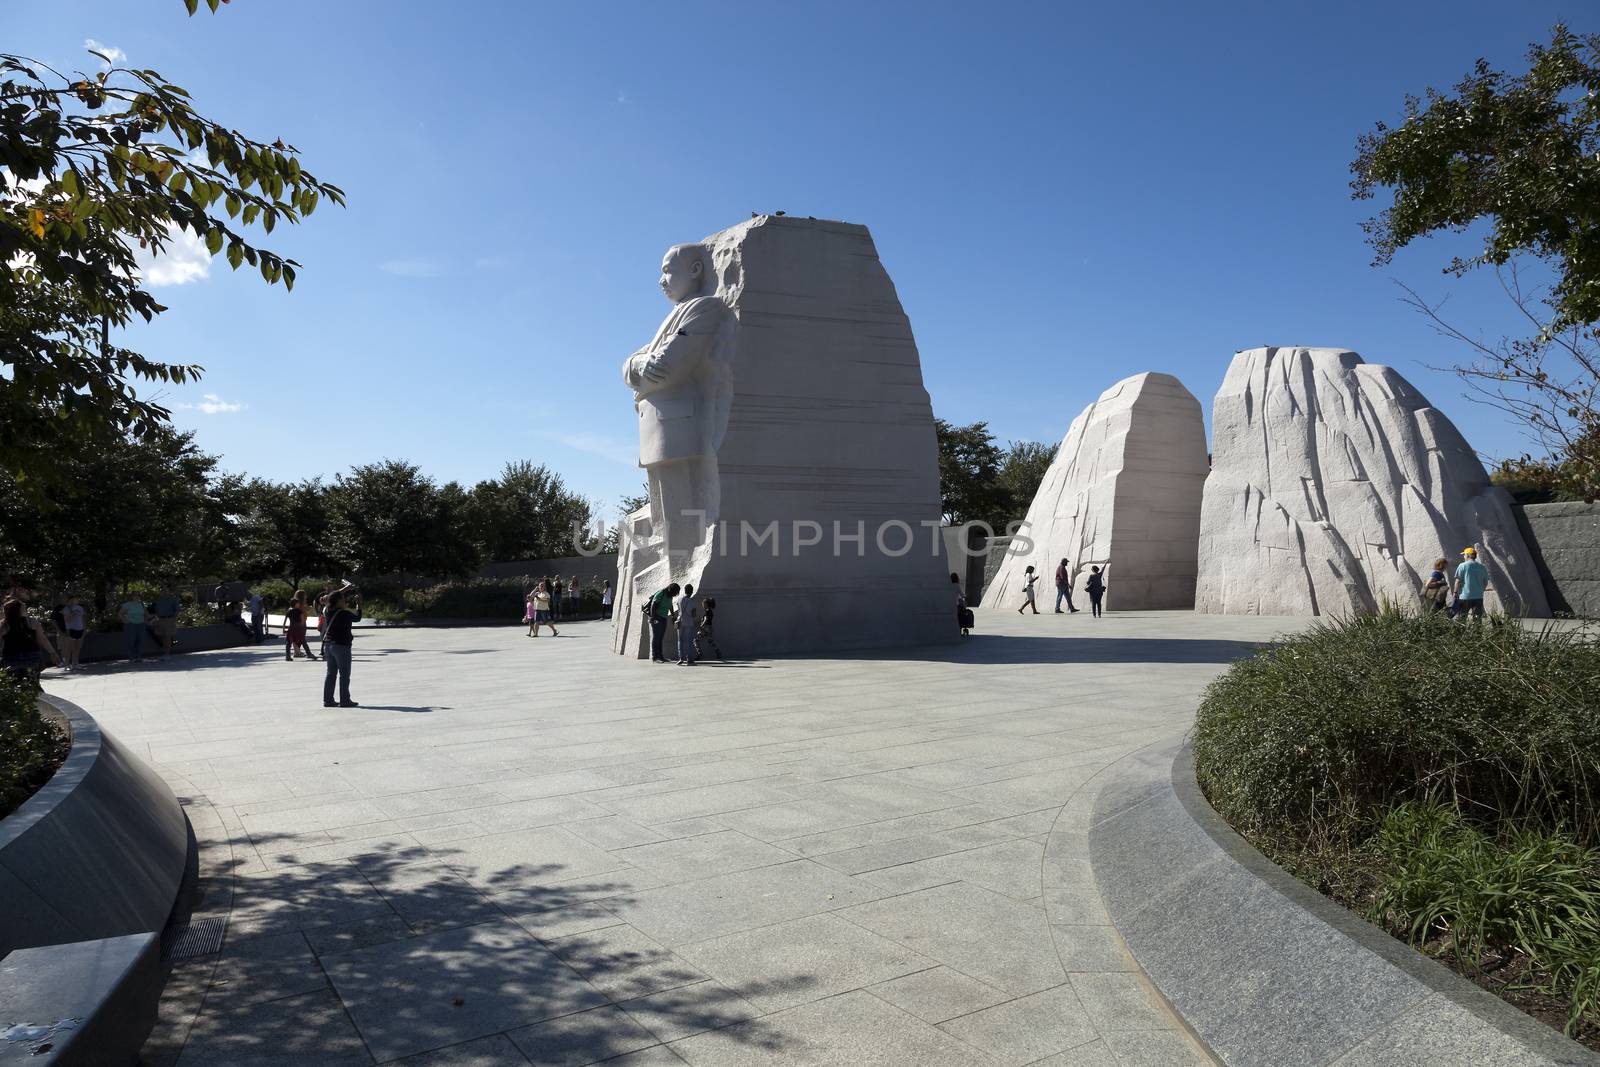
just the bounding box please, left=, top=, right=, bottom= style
left=0, top=674, right=71, bottom=820
left=1369, top=801, right=1600, bottom=1033
left=1193, top=609, right=1600, bottom=849
left=409, top=578, right=528, bottom=620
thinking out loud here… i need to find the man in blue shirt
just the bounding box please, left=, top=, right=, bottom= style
left=1451, top=547, right=1489, bottom=619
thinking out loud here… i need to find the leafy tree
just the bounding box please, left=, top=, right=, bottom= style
left=997, top=440, right=1054, bottom=519
left=0, top=20, right=343, bottom=486
left=935, top=419, right=1008, bottom=530
left=0, top=426, right=222, bottom=609
left=466, top=460, right=593, bottom=562
left=328, top=461, right=479, bottom=605
left=1353, top=24, right=1600, bottom=498
left=231, top=477, right=338, bottom=587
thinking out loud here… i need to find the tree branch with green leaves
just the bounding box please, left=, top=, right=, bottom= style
left=0, top=31, right=343, bottom=485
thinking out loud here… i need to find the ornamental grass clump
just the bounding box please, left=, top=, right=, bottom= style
left=1193, top=608, right=1600, bottom=850
left=0, top=672, right=70, bottom=819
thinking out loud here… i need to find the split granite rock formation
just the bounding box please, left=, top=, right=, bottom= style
left=611, top=216, right=955, bottom=658
left=1195, top=346, right=1549, bottom=616
left=986, top=373, right=1209, bottom=612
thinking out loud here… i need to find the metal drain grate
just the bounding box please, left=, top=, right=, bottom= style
left=163, top=916, right=227, bottom=961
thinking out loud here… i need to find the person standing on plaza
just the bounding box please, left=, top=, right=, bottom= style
left=696, top=596, right=722, bottom=660
left=569, top=575, right=581, bottom=618
left=1451, top=546, right=1489, bottom=619
left=1420, top=558, right=1450, bottom=615
left=1017, top=565, right=1041, bottom=615
left=551, top=577, right=565, bottom=622
left=1054, top=557, right=1079, bottom=614
left=601, top=579, right=614, bottom=621
left=647, top=583, right=678, bottom=662
left=285, top=592, right=315, bottom=660
left=117, top=593, right=148, bottom=664
left=1085, top=564, right=1108, bottom=618
left=58, top=594, right=86, bottom=671
left=2, top=599, right=58, bottom=685
left=531, top=580, right=558, bottom=637
left=153, top=587, right=180, bottom=659
left=322, top=589, right=362, bottom=707
left=675, top=583, right=701, bottom=665
left=524, top=588, right=539, bottom=636
left=953, top=572, right=973, bottom=637
left=315, top=582, right=335, bottom=660
left=248, top=590, right=266, bottom=644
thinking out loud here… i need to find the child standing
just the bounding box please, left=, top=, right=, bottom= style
left=696, top=596, right=722, bottom=660
left=675, top=583, right=700, bottom=665
left=285, top=592, right=315, bottom=660
left=524, top=589, right=538, bottom=636
left=1085, top=564, right=1108, bottom=618
left=1017, top=564, right=1040, bottom=615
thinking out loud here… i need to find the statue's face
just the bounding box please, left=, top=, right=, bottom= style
left=659, top=250, right=703, bottom=303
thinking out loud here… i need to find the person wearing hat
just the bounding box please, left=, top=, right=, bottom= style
left=1450, top=546, right=1489, bottom=619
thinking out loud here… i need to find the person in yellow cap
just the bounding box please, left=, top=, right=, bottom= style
left=1450, top=546, right=1488, bottom=619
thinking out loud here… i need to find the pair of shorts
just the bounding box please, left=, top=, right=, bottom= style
left=64, top=628, right=85, bottom=641
left=535, top=610, right=551, bottom=622
left=155, top=617, right=178, bottom=638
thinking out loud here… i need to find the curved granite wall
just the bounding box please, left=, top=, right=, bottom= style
left=0, top=696, right=188, bottom=956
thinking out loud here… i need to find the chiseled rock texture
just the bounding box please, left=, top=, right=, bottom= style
left=612, top=216, right=954, bottom=657
left=1196, top=346, right=1549, bottom=617
left=986, top=373, right=1209, bottom=611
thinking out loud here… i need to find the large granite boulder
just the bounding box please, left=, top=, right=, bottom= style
left=611, top=217, right=955, bottom=657
left=1196, top=346, right=1549, bottom=616
left=986, top=372, right=1209, bottom=612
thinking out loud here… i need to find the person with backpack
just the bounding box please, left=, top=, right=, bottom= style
left=1420, top=557, right=1450, bottom=615
left=646, top=583, right=679, bottom=662
left=1085, top=563, right=1109, bottom=618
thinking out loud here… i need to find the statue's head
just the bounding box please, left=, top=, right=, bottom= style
left=659, top=243, right=711, bottom=304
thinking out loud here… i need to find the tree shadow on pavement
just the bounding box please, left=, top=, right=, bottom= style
left=147, top=816, right=801, bottom=1066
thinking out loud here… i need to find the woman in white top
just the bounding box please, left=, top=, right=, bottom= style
left=59, top=594, right=87, bottom=670
left=600, top=580, right=614, bottom=620
left=1017, top=565, right=1040, bottom=615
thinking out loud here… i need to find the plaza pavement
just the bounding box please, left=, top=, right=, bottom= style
left=45, top=609, right=1300, bottom=1067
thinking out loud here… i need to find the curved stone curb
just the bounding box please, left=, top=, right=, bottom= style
left=1088, top=737, right=1599, bottom=1067
left=0, top=932, right=159, bottom=1066
left=0, top=695, right=189, bottom=957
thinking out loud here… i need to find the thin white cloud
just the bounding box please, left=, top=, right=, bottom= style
left=544, top=431, right=638, bottom=467
left=84, top=39, right=126, bottom=66
left=135, top=224, right=212, bottom=286
left=177, top=394, right=243, bottom=415
left=616, top=90, right=629, bottom=105
left=379, top=257, right=448, bottom=278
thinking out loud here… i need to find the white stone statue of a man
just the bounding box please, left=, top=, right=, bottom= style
left=623, top=243, right=734, bottom=564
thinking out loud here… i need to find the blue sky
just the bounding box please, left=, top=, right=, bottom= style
left=14, top=1, right=1587, bottom=516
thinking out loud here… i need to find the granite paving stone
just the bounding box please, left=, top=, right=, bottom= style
left=866, top=966, right=1013, bottom=1024
left=667, top=989, right=992, bottom=1066
left=674, top=913, right=934, bottom=1013
left=47, top=613, right=1302, bottom=1066
left=321, top=920, right=609, bottom=1061
left=936, top=983, right=1100, bottom=1065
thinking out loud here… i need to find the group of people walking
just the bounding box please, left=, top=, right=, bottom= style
left=524, top=576, right=614, bottom=637
left=1016, top=557, right=1109, bottom=618
left=1421, top=546, right=1492, bottom=619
